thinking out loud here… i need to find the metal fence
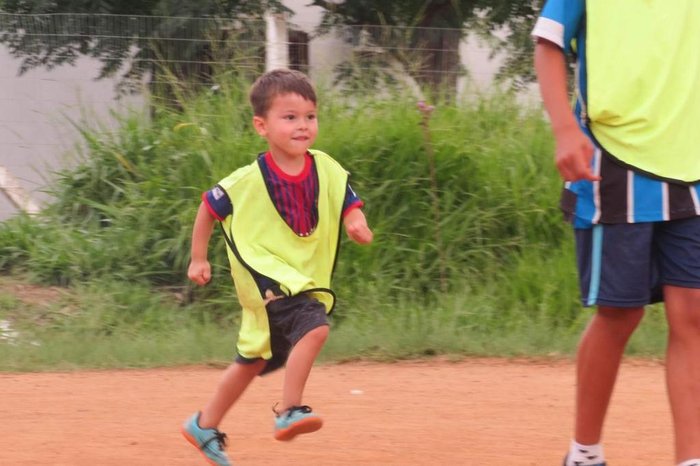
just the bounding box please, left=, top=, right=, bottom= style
left=0, top=12, right=527, bottom=220
left=0, top=13, right=476, bottom=93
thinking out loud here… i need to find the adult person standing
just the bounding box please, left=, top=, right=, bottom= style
left=532, top=1, right=700, bottom=465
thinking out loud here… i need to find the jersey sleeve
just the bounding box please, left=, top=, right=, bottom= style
left=202, top=184, right=232, bottom=221
left=342, top=183, right=364, bottom=217
left=531, top=0, right=585, bottom=54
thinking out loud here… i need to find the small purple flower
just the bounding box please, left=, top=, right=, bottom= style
left=417, top=100, right=435, bottom=115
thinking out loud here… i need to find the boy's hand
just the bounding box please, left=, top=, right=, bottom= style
left=188, top=259, right=212, bottom=286
left=263, top=289, right=283, bottom=305
left=554, top=125, right=600, bottom=182
left=343, top=208, right=373, bottom=244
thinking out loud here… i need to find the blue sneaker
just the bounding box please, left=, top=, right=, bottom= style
left=273, top=405, right=323, bottom=441
left=562, top=454, right=607, bottom=466
left=181, top=412, right=232, bottom=466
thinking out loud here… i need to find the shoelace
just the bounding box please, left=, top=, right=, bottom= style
left=289, top=405, right=313, bottom=416
left=201, top=430, right=228, bottom=451
left=272, top=404, right=313, bottom=418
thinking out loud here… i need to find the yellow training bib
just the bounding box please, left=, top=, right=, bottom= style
left=586, top=0, right=700, bottom=182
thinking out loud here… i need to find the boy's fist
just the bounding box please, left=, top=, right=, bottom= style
left=343, top=209, right=373, bottom=244
left=188, top=259, right=212, bottom=286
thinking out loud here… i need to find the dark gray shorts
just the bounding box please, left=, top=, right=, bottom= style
left=575, top=216, right=700, bottom=307
left=236, top=293, right=328, bottom=375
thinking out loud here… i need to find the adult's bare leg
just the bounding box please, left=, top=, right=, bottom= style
left=664, top=285, right=700, bottom=463
left=574, top=306, right=644, bottom=444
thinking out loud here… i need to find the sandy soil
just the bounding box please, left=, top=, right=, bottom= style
left=0, top=358, right=673, bottom=465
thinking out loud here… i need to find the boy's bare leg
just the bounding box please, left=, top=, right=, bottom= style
left=199, top=359, right=266, bottom=428
left=574, top=306, right=644, bottom=444
left=281, top=324, right=329, bottom=411
left=664, top=285, right=700, bottom=463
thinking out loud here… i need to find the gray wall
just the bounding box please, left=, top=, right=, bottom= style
left=0, top=47, right=143, bottom=221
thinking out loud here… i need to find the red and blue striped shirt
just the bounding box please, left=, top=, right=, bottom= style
left=203, top=152, right=363, bottom=236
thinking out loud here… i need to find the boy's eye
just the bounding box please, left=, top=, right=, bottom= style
left=284, top=115, right=295, bottom=120
left=307, top=114, right=316, bottom=120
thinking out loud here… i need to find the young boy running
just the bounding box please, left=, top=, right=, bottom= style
left=181, top=68, right=373, bottom=466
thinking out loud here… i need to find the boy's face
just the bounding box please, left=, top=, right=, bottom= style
left=253, top=92, right=318, bottom=160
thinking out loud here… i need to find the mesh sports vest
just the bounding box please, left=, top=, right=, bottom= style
left=219, top=149, right=348, bottom=359
left=586, top=0, right=700, bottom=183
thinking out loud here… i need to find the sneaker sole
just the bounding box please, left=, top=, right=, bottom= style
left=562, top=454, right=606, bottom=466
left=274, top=416, right=324, bottom=441
left=181, top=427, right=229, bottom=466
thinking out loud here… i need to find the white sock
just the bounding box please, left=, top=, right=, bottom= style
left=678, top=460, right=700, bottom=466
left=567, top=440, right=604, bottom=466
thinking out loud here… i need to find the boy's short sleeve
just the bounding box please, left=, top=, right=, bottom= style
left=343, top=183, right=364, bottom=216
left=202, top=184, right=232, bottom=221
left=531, top=0, right=585, bottom=54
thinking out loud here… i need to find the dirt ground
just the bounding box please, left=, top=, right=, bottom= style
left=0, top=357, right=674, bottom=465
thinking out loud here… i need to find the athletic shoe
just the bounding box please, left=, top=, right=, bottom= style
left=181, top=412, right=232, bottom=466
left=562, top=454, right=607, bottom=466
left=273, top=405, right=323, bottom=441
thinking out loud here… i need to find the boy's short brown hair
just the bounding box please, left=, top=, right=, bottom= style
left=249, top=69, right=317, bottom=117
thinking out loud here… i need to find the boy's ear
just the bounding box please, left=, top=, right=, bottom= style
left=252, top=116, right=266, bottom=136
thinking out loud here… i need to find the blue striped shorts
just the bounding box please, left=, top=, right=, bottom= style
left=575, top=216, right=700, bottom=307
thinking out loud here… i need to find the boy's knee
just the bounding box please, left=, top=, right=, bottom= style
left=304, top=324, right=329, bottom=345
left=233, top=357, right=267, bottom=374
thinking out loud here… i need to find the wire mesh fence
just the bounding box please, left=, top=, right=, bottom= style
left=0, top=13, right=480, bottom=95
left=0, top=13, right=268, bottom=93
left=0, top=12, right=531, bottom=219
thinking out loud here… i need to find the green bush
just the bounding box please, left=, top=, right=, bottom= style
left=0, top=75, right=622, bottom=367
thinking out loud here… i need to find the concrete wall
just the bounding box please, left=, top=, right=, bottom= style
left=283, top=2, right=520, bottom=98
left=279, top=0, right=352, bottom=87
left=0, top=47, right=143, bottom=221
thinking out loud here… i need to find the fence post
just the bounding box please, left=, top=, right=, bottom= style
left=265, top=11, right=289, bottom=71
left=0, top=166, right=40, bottom=216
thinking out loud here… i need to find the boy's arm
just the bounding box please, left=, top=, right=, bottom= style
left=188, top=201, right=217, bottom=285
left=534, top=38, right=598, bottom=182
left=343, top=207, right=373, bottom=245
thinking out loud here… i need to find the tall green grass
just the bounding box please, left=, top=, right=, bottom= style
left=0, top=75, right=670, bottom=369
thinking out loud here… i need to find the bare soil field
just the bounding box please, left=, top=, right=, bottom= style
left=0, top=358, right=672, bottom=465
